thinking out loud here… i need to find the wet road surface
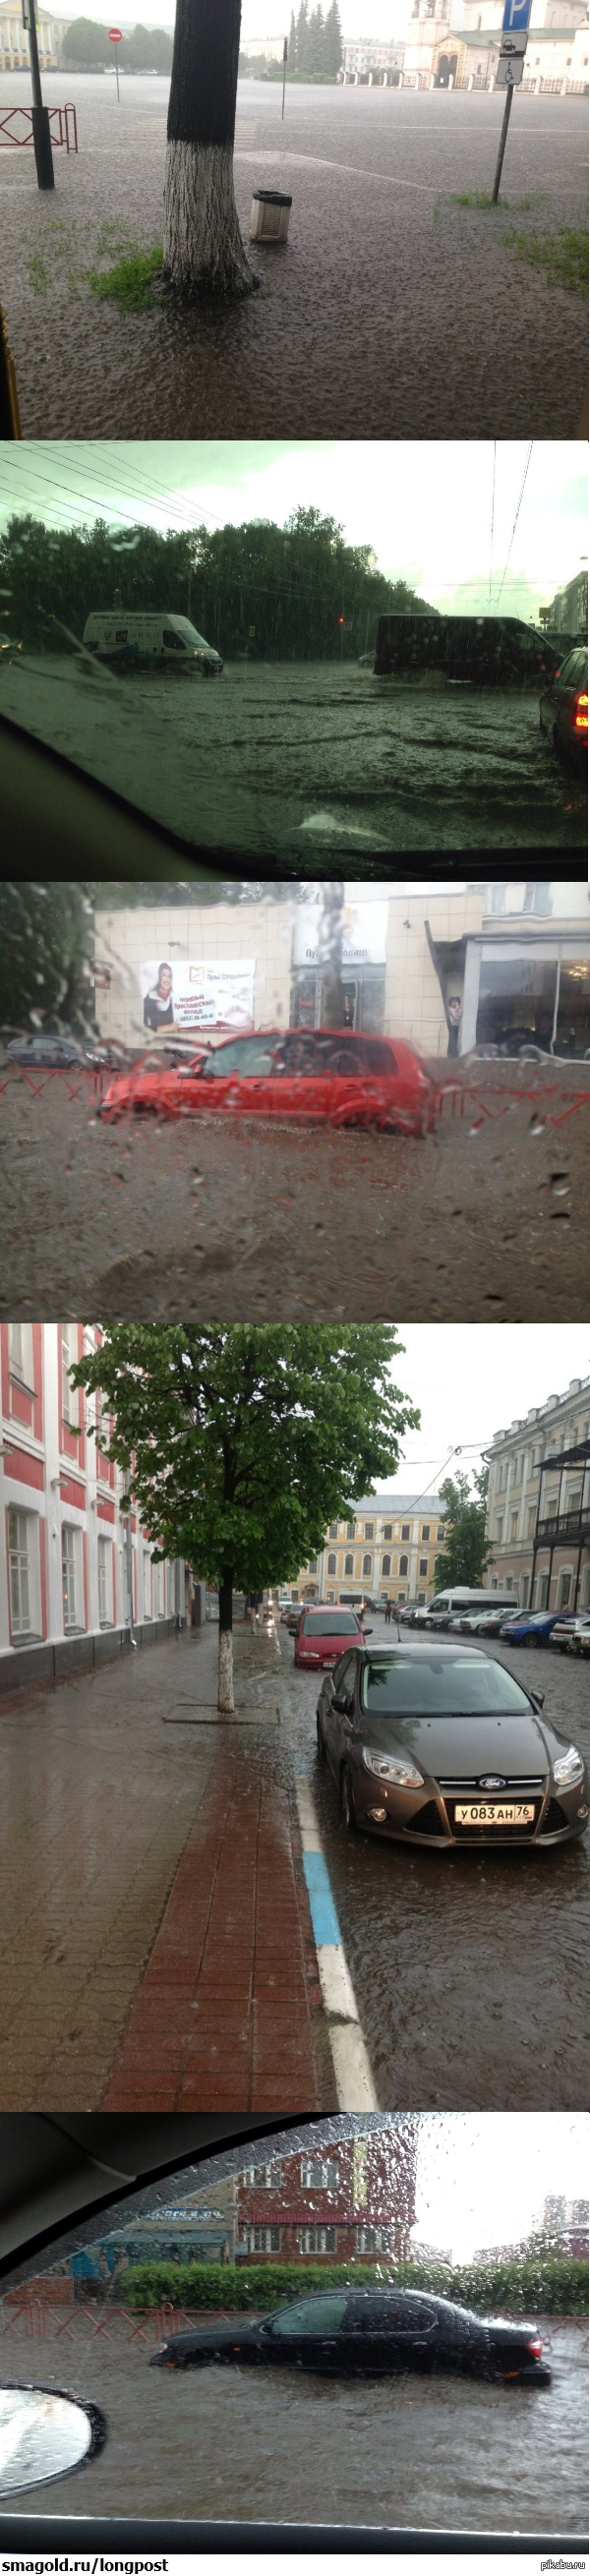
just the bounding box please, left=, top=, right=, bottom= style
left=277, top=1624, right=590, bottom=2111
left=1, top=1059, right=589, bottom=1321
left=1, top=79, right=587, bottom=438
left=0, top=656, right=586, bottom=855
left=1, top=2305, right=587, bottom=2530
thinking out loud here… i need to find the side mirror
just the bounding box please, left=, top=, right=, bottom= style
left=530, top=1689, right=545, bottom=1710
left=0, top=2385, right=106, bottom=2496
left=363, top=1624, right=373, bottom=1634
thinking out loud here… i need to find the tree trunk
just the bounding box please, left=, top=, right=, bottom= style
left=217, top=1569, right=234, bottom=1713
left=163, top=0, right=258, bottom=296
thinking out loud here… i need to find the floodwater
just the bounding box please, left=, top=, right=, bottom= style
left=1, top=78, right=587, bottom=438
left=1, top=2308, right=587, bottom=2530
left=0, top=656, right=586, bottom=856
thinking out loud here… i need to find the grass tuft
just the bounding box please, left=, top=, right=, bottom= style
left=505, top=224, right=588, bottom=292
left=450, top=189, right=502, bottom=207
left=88, top=245, right=164, bottom=310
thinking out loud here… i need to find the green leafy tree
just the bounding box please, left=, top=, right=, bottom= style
left=433, top=1468, right=491, bottom=1592
left=61, top=16, right=111, bottom=61
left=0, top=882, right=95, bottom=1040
left=119, top=23, right=174, bottom=67
left=323, top=0, right=342, bottom=73
left=72, top=1325, right=420, bottom=1711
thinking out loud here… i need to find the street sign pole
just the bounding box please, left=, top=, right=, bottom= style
left=25, top=0, right=54, bottom=189
left=108, top=27, right=122, bottom=97
left=282, top=33, right=287, bottom=119
left=492, top=77, right=513, bottom=201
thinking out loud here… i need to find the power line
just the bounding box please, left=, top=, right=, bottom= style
left=494, top=442, right=534, bottom=613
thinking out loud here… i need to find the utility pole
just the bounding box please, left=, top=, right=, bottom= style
left=24, top=0, right=54, bottom=190
left=281, top=32, right=287, bottom=117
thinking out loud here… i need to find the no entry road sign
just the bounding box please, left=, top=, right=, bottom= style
left=108, top=25, right=122, bottom=35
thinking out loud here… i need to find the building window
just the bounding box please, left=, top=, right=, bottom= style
left=421, top=1525, right=431, bottom=1541
left=356, top=2226, right=395, bottom=2253
left=383, top=1524, right=392, bottom=1540
left=527, top=1507, right=537, bottom=1536
left=419, top=1557, right=428, bottom=1575
left=346, top=1523, right=355, bottom=1540
left=61, top=1323, right=79, bottom=1430
left=299, top=2226, right=336, bottom=2254
left=243, top=2163, right=283, bottom=2188
left=536, top=1572, right=550, bottom=1610
left=437, top=1525, right=444, bottom=1541
left=327, top=1552, right=336, bottom=1575
left=344, top=1553, right=354, bottom=1575
left=365, top=1523, right=374, bottom=1540
left=8, top=1506, right=41, bottom=1640
left=62, top=1522, right=84, bottom=1631
left=399, top=1554, right=408, bottom=1576
left=8, top=1321, right=34, bottom=1391
left=300, top=2158, right=340, bottom=2189
left=143, top=1551, right=152, bottom=1618
left=97, top=1535, right=112, bottom=1628
left=510, top=1513, right=518, bottom=1539
left=329, top=1523, right=338, bottom=1541
left=495, top=1516, right=503, bottom=1542
left=362, top=1553, right=372, bottom=1578
left=401, top=1523, right=410, bottom=1540
left=520, top=1574, right=530, bottom=1607
left=558, top=1569, right=572, bottom=1609
left=251, top=2225, right=281, bottom=2253
left=382, top=1554, right=391, bottom=1576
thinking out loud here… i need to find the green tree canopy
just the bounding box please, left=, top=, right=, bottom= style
left=72, top=1325, right=420, bottom=1709
left=433, top=1468, right=491, bottom=1591
left=62, top=16, right=111, bottom=60
left=0, top=882, right=95, bottom=1039
left=286, top=0, right=342, bottom=77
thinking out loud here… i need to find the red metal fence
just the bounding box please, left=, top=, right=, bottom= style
left=0, top=2298, right=245, bottom=2344
left=434, top=1080, right=590, bottom=1132
left=0, top=102, right=78, bottom=150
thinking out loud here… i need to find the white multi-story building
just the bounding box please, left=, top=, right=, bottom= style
left=0, top=1322, right=185, bottom=1692
left=484, top=1376, right=590, bottom=1613
left=293, top=1493, right=447, bottom=1607
left=339, top=37, right=405, bottom=81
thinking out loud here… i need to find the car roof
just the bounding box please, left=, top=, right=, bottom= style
left=351, top=1638, right=488, bottom=1659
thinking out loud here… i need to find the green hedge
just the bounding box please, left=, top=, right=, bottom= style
left=123, top=2255, right=588, bottom=2315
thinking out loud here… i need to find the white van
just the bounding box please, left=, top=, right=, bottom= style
left=83, top=612, right=223, bottom=673
left=422, top=1587, right=516, bottom=1630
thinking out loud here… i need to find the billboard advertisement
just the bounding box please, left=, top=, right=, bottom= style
left=291, top=903, right=387, bottom=969
left=141, top=961, right=256, bottom=1033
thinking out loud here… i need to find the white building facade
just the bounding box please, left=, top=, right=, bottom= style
left=339, top=38, right=405, bottom=81
left=401, top=0, right=588, bottom=85
left=484, top=1376, right=590, bottom=1612
left=0, top=1321, right=185, bottom=1692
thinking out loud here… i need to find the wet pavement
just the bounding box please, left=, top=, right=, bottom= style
left=1, top=79, right=587, bottom=439
left=1, top=2303, right=587, bottom=2530
left=0, top=655, right=586, bottom=855
left=1, top=1058, right=589, bottom=1321
left=0, top=1617, right=587, bottom=2112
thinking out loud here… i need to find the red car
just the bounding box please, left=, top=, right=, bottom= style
left=98, top=1029, right=437, bottom=1133
left=294, top=1606, right=371, bottom=1669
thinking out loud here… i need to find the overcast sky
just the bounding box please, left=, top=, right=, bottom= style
left=384, top=1324, right=590, bottom=1497
left=1, top=441, right=585, bottom=623
left=413, top=2115, right=587, bottom=2257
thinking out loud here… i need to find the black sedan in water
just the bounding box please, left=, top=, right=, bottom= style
left=539, top=646, right=588, bottom=760
left=316, top=1640, right=589, bottom=1846
left=150, top=2287, right=551, bottom=2384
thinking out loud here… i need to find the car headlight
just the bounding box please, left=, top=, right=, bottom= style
left=152, top=2341, right=170, bottom=2359
left=362, top=1747, right=425, bottom=1787
left=553, top=1745, right=585, bottom=1787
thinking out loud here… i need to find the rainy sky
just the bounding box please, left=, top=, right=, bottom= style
left=0, top=441, right=585, bottom=625
left=385, top=1321, right=590, bottom=1497
left=413, top=2116, right=587, bottom=2258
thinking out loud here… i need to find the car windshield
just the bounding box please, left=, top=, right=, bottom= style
left=361, top=1656, right=532, bottom=1717
left=268, top=2294, right=349, bottom=2336
left=200, top=1037, right=279, bottom=1077
left=304, top=1612, right=359, bottom=1634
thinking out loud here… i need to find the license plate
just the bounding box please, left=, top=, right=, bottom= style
left=454, top=1801, right=535, bottom=1826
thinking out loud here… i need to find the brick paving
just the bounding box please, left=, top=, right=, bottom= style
left=0, top=1621, right=327, bottom=2112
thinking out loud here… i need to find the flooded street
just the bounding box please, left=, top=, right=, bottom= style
left=1, top=2306, right=587, bottom=2530
left=1, top=1059, right=588, bottom=1322
left=0, top=655, right=586, bottom=856
left=1, top=80, right=586, bottom=439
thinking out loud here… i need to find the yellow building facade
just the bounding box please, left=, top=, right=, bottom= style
left=290, top=1493, right=447, bottom=1609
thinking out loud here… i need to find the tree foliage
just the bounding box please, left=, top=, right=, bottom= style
left=0, top=882, right=95, bottom=1038
left=287, top=1, right=342, bottom=78
left=62, top=17, right=173, bottom=66
left=0, top=509, right=433, bottom=663
left=124, top=2254, right=589, bottom=2315
left=71, top=1324, right=420, bottom=1623
left=433, top=1469, right=491, bottom=1592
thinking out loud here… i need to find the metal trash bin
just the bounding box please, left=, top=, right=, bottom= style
left=250, top=188, right=292, bottom=243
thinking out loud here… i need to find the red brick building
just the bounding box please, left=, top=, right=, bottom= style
left=236, top=2123, right=418, bottom=2262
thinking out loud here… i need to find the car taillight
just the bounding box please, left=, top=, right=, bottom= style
left=574, top=692, right=588, bottom=730
left=526, top=2336, right=542, bottom=2356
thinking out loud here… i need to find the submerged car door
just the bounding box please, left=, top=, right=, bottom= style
left=184, top=1035, right=277, bottom=1116
left=328, top=1037, right=394, bottom=1128
left=270, top=1034, right=333, bottom=1121
left=342, top=2293, right=441, bottom=2374
left=263, top=2292, right=349, bottom=2371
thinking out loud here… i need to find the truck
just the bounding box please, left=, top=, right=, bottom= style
left=83, top=611, right=223, bottom=673
left=374, top=614, right=562, bottom=687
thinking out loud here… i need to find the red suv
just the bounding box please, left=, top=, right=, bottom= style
left=294, top=1606, right=370, bottom=1669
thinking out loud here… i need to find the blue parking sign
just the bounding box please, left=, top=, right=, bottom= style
left=502, top=0, right=531, bottom=24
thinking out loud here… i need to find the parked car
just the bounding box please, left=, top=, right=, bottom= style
left=539, top=646, right=588, bottom=761
left=550, top=1612, right=590, bottom=1655
left=452, top=1608, right=518, bottom=1637
left=3, top=1033, right=88, bottom=1068
left=97, top=1028, right=438, bottom=1134
left=500, top=1610, right=577, bottom=1646
left=295, top=1606, right=370, bottom=1669
left=284, top=1605, right=303, bottom=1633
left=316, top=1638, right=589, bottom=1846
left=149, top=2284, right=551, bottom=2384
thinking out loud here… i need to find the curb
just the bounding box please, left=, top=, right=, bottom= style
left=294, top=1779, right=378, bottom=2111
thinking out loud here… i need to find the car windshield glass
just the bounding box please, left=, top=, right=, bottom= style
left=0, top=443, right=587, bottom=862
left=200, top=1037, right=279, bottom=1077
left=0, top=2116, right=586, bottom=2534
left=361, top=1657, right=532, bottom=1716
left=304, top=1613, right=359, bottom=1634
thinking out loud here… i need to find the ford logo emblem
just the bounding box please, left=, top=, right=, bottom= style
left=479, top=1775, right=506, bottom=1789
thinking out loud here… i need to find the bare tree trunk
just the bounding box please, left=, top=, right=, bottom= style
left=217, top=1569, right=234, bottom=1712
left=163, top=0, right=258, bottom=297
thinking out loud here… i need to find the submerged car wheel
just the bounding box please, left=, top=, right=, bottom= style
left=340, top=1765, right=358, bottom=1833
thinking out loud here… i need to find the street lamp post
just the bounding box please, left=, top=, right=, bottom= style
left=23, top=0, right=54, bottom=189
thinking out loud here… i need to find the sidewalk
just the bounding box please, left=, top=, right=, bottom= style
left=0, top=1622, right=330, bottom=2113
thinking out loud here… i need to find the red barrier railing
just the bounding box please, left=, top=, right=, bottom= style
left=0, top=2299, right=248, bottom=2342
left=0, top=102, right=78, bottom=150
left=434, top=1081, right=590, bottom=1131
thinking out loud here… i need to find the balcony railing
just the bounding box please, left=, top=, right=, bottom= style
left=535, top=1509, right=590, bottom=1548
